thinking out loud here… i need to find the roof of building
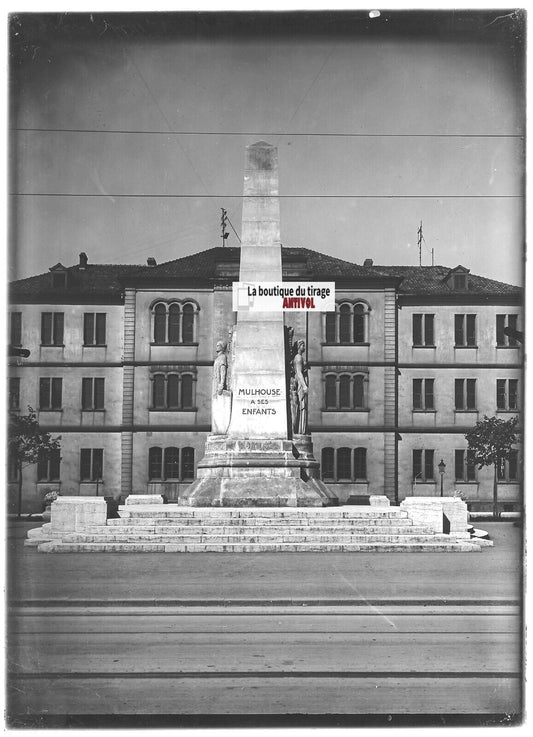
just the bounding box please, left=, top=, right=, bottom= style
left=9, top=246, right=522, bottom=301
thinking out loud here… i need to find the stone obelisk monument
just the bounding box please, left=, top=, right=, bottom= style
left=186, top=141, right=335, bottom=507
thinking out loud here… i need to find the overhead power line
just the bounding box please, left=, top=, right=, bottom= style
left=11, top=128, right=523, bottom=139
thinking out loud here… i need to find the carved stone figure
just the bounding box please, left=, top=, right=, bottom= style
left=293, top=339, right=308, bottom=435
left=212, top=340, right=232, bottom=434
left=289, top=377, right=299, bottom=435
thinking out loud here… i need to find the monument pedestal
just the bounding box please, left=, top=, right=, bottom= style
left=185, top=435, right=337, bottom=507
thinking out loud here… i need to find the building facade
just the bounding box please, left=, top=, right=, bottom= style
left=8, top=247, right=523, bottom=513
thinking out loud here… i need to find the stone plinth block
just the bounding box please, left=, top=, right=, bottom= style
left=369, top=496, right=391, bottom=507
left=185, top=435, right=337, bottom=507
left=125, top=494, right=164, bottom=505
left=51, top=497, right=107, bottom=532
left=400, top=497, right=469, bottom=538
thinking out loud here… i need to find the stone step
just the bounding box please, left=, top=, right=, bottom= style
left=62, top=532, right=451, bottom=544
left=37, top=540, right=483, bottom=553
left=86, top=524, right=433, bottom=536
left=107, top=516, right=415, bottom=528
left=117, top=507, right=409, bottom=520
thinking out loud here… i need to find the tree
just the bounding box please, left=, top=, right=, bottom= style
left=465, top=415, right=519, bottom=519
left=8, top=406, right=61, bottom=518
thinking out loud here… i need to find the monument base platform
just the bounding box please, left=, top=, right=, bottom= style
left=184, top=435, right=337, bottom=507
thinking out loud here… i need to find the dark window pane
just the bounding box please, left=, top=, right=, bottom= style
left=182, top=304, right=194, bottom=343
left=507, top=314, right=518, bottom=346
left=508, top=380, right=518, bottom=409
left=154, top=304, right=166, bottom=344
left=94, top=378, right=105, bottom=410
left=41, top=313, right=52, bottom=345
left=93, top=449, right=103, bottom=480
left=339, top=375, right=351, bottom=408
left=153, top=375, right=165, bottom=408
left=466, top=451, right=476, bottom=481
left=454, top=273, right=466, bottom=290
left=466, top=315, right=476, bottom=346
left=353, top=304, right=365, bottom=343
left=425, top=450, right=434, bottom=480
left=413, top=449, right=422, bottom=480
left=53, top=313, right=64, bottom=345
left=455, top=379, right=464, bottom=410
left=51, top=378, right=62, bottom=409
left=325, top=375, right=336, bottom=408
left=80, top=449, right=92, bottom=480
left=9, top=377, right=20, bottom=410
left=168, top=304, right=180, bottom=343
left=164, top=447, right=180, bottom=480
left=413, top=314, right=422, bottom=345
left=466, top=379, right=476, bottom=410
left=413, top=379, right=423, bottom=410
left=181, top=374, right=193, bottom=408
left=149, top=447, right=162, bottom=479
left=8, top=448, right=18, bottom=482
left=182, top=447, right=195, bottom=480
left=325, top=312, right=336, bottom=343
left=337, top=447, right=352, bottom=480
left=37, top=451, right=49, bottom=481
left=455, top=450, right=464, bottom=480
left=354, top=448, right=366, bottom=479
left=167, top=375, right=180, bottom=408
left=496, top=315, right=505, bottom=346
left=84, top=313, right=94, bottom=345
left=424, top=379, right=434, bottom=410
left=49, top=449, right=61, bottom=480
left=82, top=378, right=93, bottom=410
left=321, top=448, right=334, bottom=480
left=339, top=304, right=351, bottom=343
left=424, top=314, right=434, bottom=345
left=508, top=450, right=518, bottom=480
left=354, top=375, right=365, bottom=408
left=39, top=378, right=50, bottom=409
left=496, top=379, right=506, bottom=409
left=11, top=312, right=22, bottom=346
left=95, top=314, right=106, bottom=345
left=454, top=315, right=464, bottom=346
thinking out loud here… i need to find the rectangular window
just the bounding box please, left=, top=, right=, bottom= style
left=83, top=313, right=107, bottom=345
left=413, top=449, right=434, bottom=481
left=455, top=379, right=476, bottom=410
left=413, top=379, right=434, bottom=410
left=10, top=312, right=22, bottom=346
left=80, top=448, right=104, bottom=481
left=413, top=314, right=434, bottom=346
left=497, top=379, right=519, bottom=410
left=37, top=449, right=61, bottom=482
left=496, top=314, right=519, bottom=347
left=41, top=312, right=64, bottom=346
left=455, top=449, right=476, bottom=482
left=9, top=377, right=20, bottom=410
left=498, top=450, right=519, bottom=482
left=39, top=378, right=62, bottom=410
left=82, top=378, right=105, bottom=410
left=454, top=314, right=476, bottom=347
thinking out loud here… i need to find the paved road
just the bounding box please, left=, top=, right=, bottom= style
left=6, top=521, right=524, bottom=726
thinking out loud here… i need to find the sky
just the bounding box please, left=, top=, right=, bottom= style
left=8, top=10, right=526, bottom=285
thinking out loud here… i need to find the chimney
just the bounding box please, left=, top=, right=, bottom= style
left=364, top=258, right=373, bottom=267
left=147, top=257, right=157, bottom=267
left=79, top=252, right=88, bottom=270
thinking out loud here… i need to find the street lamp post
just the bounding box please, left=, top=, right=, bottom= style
left=438, top=458, right=446, bottom=497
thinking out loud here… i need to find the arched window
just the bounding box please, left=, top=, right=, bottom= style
left=164, top=447, right=180, bottom=479
left=325, top=375, right=337, bottom=409
left=152, top=374, right=166, bottom=408
left=182, top=447, right=195, bottom=480
left=354, top=448, right=367, bottom=480
left=168, top=304, right=181, bottom=343
left=353, top=374, right=365, bottom=408
left=151, top=300, right=198, bottom=345
left=321, top=448, right=335, bottom=481
left=153, top=304, right=167, bottom=344
left=324, top=301, right=370, bottom=345
left=339, top=375, right=351, bottom=408
left=167, top=374, right=180, bottom=408
left=337, top=447, right=352, bottom=480
left=181, top=374, right=194, bottom=408
left=149, top=447, right=163, bottom=479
